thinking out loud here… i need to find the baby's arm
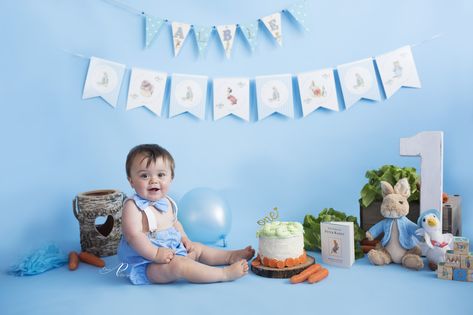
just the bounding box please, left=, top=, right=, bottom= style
left=122, top=201, right=174, bottom=263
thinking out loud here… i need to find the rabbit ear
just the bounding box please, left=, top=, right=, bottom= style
left=394, top=178, right=411, bottom=198
left=380, top=181, right=394, bottom=197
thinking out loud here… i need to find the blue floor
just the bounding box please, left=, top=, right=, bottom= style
left=1, top=245, right=471, bottom=315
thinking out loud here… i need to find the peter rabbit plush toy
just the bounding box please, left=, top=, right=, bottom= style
left=365, top=178, right=424, bottom=270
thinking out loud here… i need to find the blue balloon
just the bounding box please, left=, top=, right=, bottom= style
left=178, top=188, right=232, bottom=245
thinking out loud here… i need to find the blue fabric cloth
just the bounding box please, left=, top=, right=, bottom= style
left=132, top=194, right=169, bottom=212
left=118, top=196, right=187, bottom=285
left=368, top=216, right=419, bottom=249
left=8, top=244, right=68, bottom=276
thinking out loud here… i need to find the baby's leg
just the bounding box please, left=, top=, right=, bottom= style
left=146, top=255, right=248, bottom=284
left=188, top=243, right=255, bottom=266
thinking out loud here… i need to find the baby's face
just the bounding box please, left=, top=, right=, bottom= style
left=128, top=154, right=172, bottom=201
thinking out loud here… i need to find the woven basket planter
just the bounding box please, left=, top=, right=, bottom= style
left=73, top=189, right=126, bottom=257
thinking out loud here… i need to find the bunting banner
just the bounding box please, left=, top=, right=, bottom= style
left=375, top=45, right=421, bottom=99
left=193, top=25, right=213, bottom=56
left=172, top=22, right=191, bottom=57
left=78, top=43, right=424, bottom=121
left=213, top=78, right=250, bottom=121
left=216, top=24, right=237, bottom=59
left=255, top=74, right=294, bottom=120
left=103, top=0, right=309, bottom=58
left=297, top=69, right=339, bottom=116
left=126, top=68, right=167, bottom=116
left=82, top=56, right=125, bottom=107
left=169, top=74, right=208, bottom=120
left=145, top=15, right=165, bottom=48
left=285, top=0, right=309, bottom=31
left=261, top=13, right=283, bottom=46
left=337, top=58, right=381, bottom=109
left=240, top=22, right=259, bottom=52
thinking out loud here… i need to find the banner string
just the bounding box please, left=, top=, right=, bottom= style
left=62, top=32, right=445, bottom=73
left=101, top=0, right=144, bottom=16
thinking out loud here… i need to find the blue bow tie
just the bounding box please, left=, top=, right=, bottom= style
left=132, top=194, right=169, bottom=212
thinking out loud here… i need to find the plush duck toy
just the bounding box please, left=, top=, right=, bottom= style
left=416, top=209, right=453, bottom=270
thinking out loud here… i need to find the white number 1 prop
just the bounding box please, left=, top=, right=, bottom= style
left=400, top=131, right=444, bottom=220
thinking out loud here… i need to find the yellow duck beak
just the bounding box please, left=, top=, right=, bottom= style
left=427, top=217, right=437, bottom=227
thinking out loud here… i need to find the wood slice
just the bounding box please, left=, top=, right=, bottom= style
left=251, top=255, right=315, bottom=278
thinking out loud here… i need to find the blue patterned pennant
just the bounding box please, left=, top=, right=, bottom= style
left=145, top=15, right=165, bottom=48
left=239, top=22, right=259, bottom=52
left=193, top=25, right=213, bottom=56
left=285, top=0, right=309, bottom=31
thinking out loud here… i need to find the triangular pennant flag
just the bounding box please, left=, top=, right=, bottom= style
left=126, top=68, right=167, bottom=116
left=297, top=69, right=339, bottom=116
left=193, top=25, right=213, bottom=56
left=261, top=13, right=283, bottom=46
left=169, top=74, right=208, bottom=120
left=337, top=58, right=381, bottom=109
left=82, top=56, right=126, bottom=108
left=285, top=0, right=309, bottom=31
left=239, top=22, right=259, bottom=52
left=255, top=74, right=294, bottom=120
left=216, top=24, right=237, bottom=59
left=376, top=45, right=421, bottom=99
left=144, top=15, right=165, bottom=48
left=213, top=78, right=250, bottom=121
left=171, top=22, right=191, bottom=56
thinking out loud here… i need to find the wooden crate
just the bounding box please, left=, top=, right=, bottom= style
left=360, top=194, right=461, bottom=235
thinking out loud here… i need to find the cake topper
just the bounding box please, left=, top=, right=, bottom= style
left=257, top=207, right=279, bottom=226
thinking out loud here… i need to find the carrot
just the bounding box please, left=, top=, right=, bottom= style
left=361, top=245, right=376, bottom=253
left=361, top=238, right=379, bottom=246
left=290, top=263, right=322, bottom=284
left=68, top=251, right=79, bottom=271
left=251, top=259, right=261, bottom=267
left=442, top=192, right=448, bottom=203
left=268, top=259, right=278, bottom=268
left=79, top=251, right=105, bottom=268
left=262, top=257, right=269, bottom=267
left=276, top=261, right=285, bottom=269
left=307, top=268, right=329, bottom=284
left=285, top=258, right=295, bottom=267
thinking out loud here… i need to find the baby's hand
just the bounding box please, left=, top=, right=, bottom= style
left=182, top=237, right=195, bottom=252
left=154, top=247, right=175, bottom=264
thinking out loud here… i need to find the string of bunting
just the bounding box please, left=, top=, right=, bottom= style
left=78, top=43, right=426, bottom=121
left=102, top=0, right=309, bottom=58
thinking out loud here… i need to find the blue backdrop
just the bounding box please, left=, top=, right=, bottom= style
left=1, top=1, right=472, bottom=314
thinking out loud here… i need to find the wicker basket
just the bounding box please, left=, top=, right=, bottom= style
left=73, top=189, right=126, bottom=257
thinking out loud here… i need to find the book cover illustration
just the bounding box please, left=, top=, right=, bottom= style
left=321, top=221, right=355, bottom=268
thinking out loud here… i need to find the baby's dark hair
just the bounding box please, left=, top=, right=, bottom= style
left=126, top=144, right=175, bottom=179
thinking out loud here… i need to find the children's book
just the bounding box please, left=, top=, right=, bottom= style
left=320, top=221, right=355, bottom=268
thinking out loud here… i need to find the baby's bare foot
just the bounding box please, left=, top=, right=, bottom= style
left=227, top=246, right=255, bottom=264
left=223, top=259, right=249, bottom=281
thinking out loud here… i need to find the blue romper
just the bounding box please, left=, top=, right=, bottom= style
left=117, top=194, right=187, bottom=285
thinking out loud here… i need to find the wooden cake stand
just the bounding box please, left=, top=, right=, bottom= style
left=251, top=255, right=315, bottom=278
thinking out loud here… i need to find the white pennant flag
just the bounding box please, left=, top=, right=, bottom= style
left=126, top=68, right=167, bottom=116
left=169, top=74, right=208, bottom=120
left=255, top=74, right=294, bottom=120
left=376, top=45, right=421, bottom=99
left=216, top=24, right=237, bottom=59
left=82, top=56, right=126, bottom=108
left=171, top=22, right=191, bottom=56
left=297, top=69, right=339, bottom=116
left=213, top=78, right=250, bottom=121
left=261, top=13, right=283, bottom=45
left=337, top=58, right=381, bottom=109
